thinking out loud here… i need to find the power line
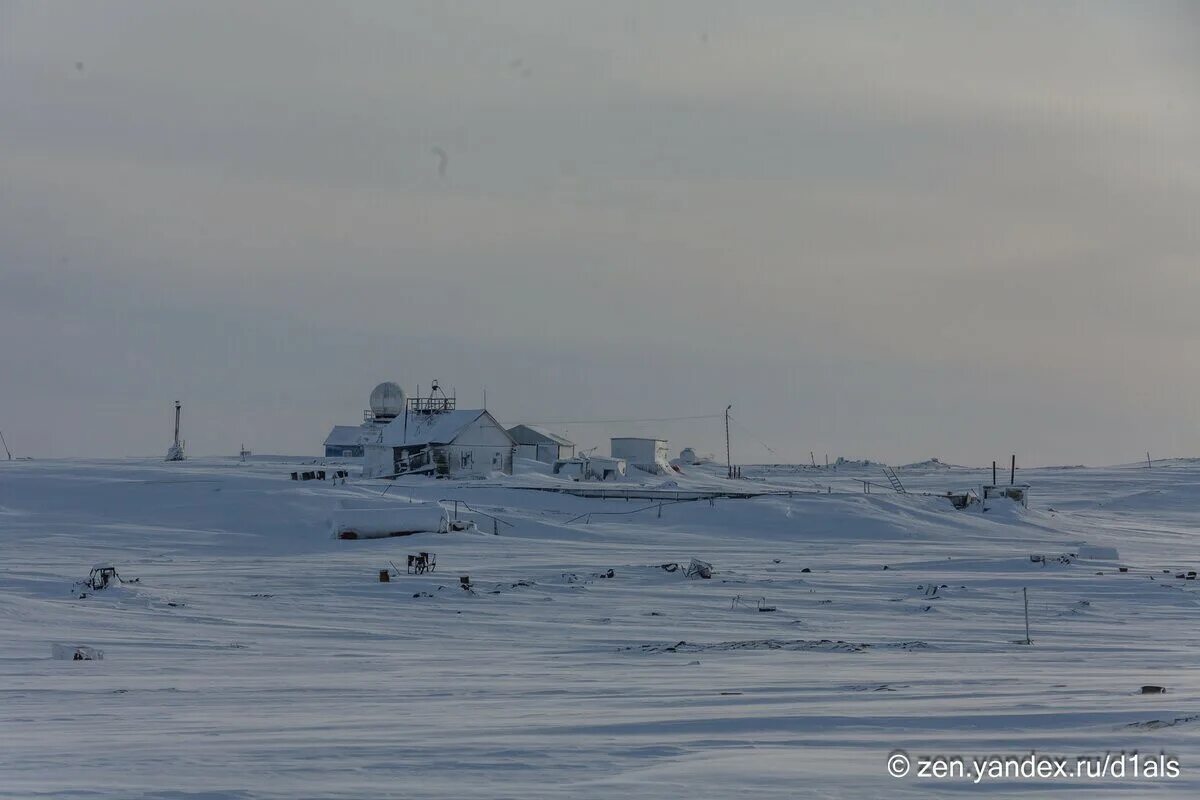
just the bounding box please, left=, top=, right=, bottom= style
left=517, top=414, right=723, bottom=425
left=728, top=415, right=780, bottom=457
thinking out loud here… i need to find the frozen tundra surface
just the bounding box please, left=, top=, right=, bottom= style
left=0, top=457, right=1198, bottom=798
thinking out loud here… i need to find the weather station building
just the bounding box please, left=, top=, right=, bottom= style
left=507, top=425, right=575, bottom=463
left=322, top=381, right=404, bottom=458
left=363, top=381, right=516, bottom=478
left=610, top=437, right=671, bottom=474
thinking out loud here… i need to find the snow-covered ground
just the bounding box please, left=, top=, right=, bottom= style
left=1, top=456, right=1197, bottom=798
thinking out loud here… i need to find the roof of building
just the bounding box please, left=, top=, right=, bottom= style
left=610, top=436, right=668, bottom=443
left=324, top=425, right=382, bottom=448
left=507, top=424, right=574, bottom=447
left=379, top=409, right=515, bottom=448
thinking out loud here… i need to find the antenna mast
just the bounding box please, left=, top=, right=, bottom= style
left=165, top=401, right=186, bottom=461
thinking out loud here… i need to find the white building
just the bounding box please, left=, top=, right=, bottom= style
left=364, top=409, right=515, bottom=478
left=610, top=437, right=671, bottom=474
left=507, top=425, right=575, bottom=463
left=322, top=381, right=404, bottom=457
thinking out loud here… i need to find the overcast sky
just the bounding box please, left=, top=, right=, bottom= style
left=2, top=1, right=1197, bottom=466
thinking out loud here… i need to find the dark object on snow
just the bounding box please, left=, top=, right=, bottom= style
left=55, top=644, right=103, bottom=661
left=85, top=565, right=121, bottom=590
left=1118, top=567, right=1128, bottom=573
left=407, top=552, right=436, bottom=574
left=772, top=559, right=782, bottom=564
left=882, top=565, right=889, bottom=570
left=1141, top=685, right=1167, bottom=694
left=379, top=569, right=390, bottom=582
left=684, top=559, right=713, bottom=580
left=660, top=562, right=679, bottom=573
left=801, top=568, right=811, bottom=573
left=459, top=575, right=472, bottom=590
left=338, top=531, right=359, bottom=540
left=291, top=471, right=299, bottom=480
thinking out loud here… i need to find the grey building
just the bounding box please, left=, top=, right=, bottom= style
left=507, top=425, right=575, bottom=463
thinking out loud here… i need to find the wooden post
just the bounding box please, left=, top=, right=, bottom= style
left=1023, top=587, right=1031, bottom=644
left=992, top=460, right=997, bottom=486
left=1010, top=454, right=1015, bottom=486
left=1147, top=452, right=1152, bottom=470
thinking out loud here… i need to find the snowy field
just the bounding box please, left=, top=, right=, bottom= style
left=2, top=456, right=1198, bottom=798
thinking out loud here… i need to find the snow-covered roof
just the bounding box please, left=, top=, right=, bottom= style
left=507, top=424, right=574, bottom=447
left=323, top=425, right=381, bottom=448
left=379, top=409, right=514, bottom=448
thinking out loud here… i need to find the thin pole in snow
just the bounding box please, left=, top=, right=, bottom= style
left=1010, top=454, right=1016, bottom=486
left=0, top=430, right=10, bottom=460
left=725, top=405, right=732, bottom=479
left=1023, top=587, right=1032, bottom=645
left=1147, top=452, right=1152, bottom=469
left=992, top=460, right=997, bottom=486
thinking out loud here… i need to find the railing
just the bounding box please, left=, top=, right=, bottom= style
left=566, top=497, right=707, bottom=524
left=407, top=397, right=456, bottom=413
left=438, top=498, right=515, bottom=534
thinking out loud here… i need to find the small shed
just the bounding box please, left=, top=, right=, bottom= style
left=364, top=409, right=515, bottom=478
left=611, top=437, right=671, bottom=474
left=507, top=425, right=575, bottom=463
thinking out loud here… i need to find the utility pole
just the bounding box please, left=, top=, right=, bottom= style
left=1010, top=454, right=1016, bottom=485
left=725, top=405, right=732, bottom=479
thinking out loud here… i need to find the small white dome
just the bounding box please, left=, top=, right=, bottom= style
left=369, top=382, right=405, bottom=419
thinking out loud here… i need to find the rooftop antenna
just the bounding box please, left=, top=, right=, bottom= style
left=0, top=430, right=11, bottom=460
left=165, top=401, right=186, bottom=461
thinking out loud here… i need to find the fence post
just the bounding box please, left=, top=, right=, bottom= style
left=1023, top=587, right=1032, bottom=645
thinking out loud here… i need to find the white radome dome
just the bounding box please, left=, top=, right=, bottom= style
left=369, top=381, right=405, bottom=418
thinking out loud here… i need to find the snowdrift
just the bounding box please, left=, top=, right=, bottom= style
left=330, top=504, right=448, bottom=540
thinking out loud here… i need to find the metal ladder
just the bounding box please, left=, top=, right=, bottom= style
left=881, top=465, right=906, bottom=493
